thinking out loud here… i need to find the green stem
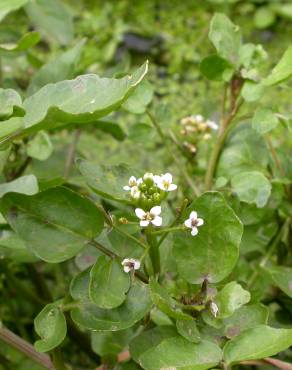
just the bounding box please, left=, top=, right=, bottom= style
left=150, top=226, right=185, bottom=235
left=52, top=348, right=68, bottom=370
left=205, top=96, right=243, bottom=190
left=113, top=224, right=148, bottom=249
left=146, top=232, right=160, bottom=277
left=0, top=326, right=54, bottom=369
left=247, top=220, right=289, bottom=288
left=157, top=198, right=188, bottom=248
left=146, top=110, right=199, bottom=197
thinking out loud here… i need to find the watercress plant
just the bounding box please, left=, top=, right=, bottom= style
left=0, top=5, right=292, bottom=370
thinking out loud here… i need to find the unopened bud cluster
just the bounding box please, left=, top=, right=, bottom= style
left=123, top=172, right=177, bottom=210
left=179, top=114, right=218, bottom=155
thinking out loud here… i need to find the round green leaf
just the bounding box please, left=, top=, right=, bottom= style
left=131, top=326, right=222, bottom=370
left=78, top=159, right=139, bottom=202
left=263, top=46, right=292, bottom=86
left=264, top=265, right=292, bottom=298
left=231, top=171, right=271, bottom=208
left=252, top=107, right=279, bottom=134
left=0, top=175, right=39, bottom=198
left=89, top=255, right=130, bottom=309
left=71, top=281, right=152, bottom=331
left=176, top=319, right=201, bottom=343
left=27, top=131, right=53, bottom=161
left=0, top=187, right=104, bottom=262
left=34, top=302, right=67, bottom=352
left=215, top=281, right=250, bottom=319
left=224, top=325, right=292, bottom=365
left=200, top=55, right=231, bottom=81
left=173, top=192, right=243, bottom=284
left=223, top=304, right=269, bottom=338
left=209, top=13, right=241, bottom=64
left=254, top=7, right=276, bottom=29
left=91, top=328, right=134, bottom=356
left=0, top=88, right=23, bottom=119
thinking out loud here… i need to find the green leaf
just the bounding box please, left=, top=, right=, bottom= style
left=174, top=192, right=243, bottom=284
left=78, top=160, right=138, bottom=203
left=0, top=89, right=23, bottom=119
left=223, top=325, right=292, bottom=365
left=254, top=6, right=276, bottom=29
left=27, top=39, right=85, bottom=95
left=131, top=327, right=222, bottom=370
left=0, top=62, right=148, bottom=143
left=70, top=268, right=91, bottom=301
left=123, top=80, right=154, bottom=114
left=89, top=256, right=130, bottom=309
left=0, top=231, right=38, bottom=263
left=0, top=175, right=39, bottom=198
left=93, top=120, right=126, bottom=141
left=231, top=171, right=271, bottom=208
left=0, top=0, right=28, bottom=22
left=263, top=46, right=292, bottom=86
left=200, top=55, right=231, bottom=81
left=209, top=13, right=241, bottom=64
left=264, top=265, right=292, bottom=298
left=27, top=131, right=53, bottom=161
left=176, top=319, right=201, bottom=343
left=252, top=107, right=279, bottom=134
left=218, top=124, right=269, bottom=179
left=71, top=281, right=152, bottom=331
left=34, top=302, right=67, bottom=352
left=149, top=278, right=193, bottom=320
left=223, top=304, right=269, bottom=338
left=91, top=328, right=134, bottom=356
left=0, top=187, right=104, bottom=263
left=215, top=282, right=250, bottom=319
left=0, top=31, right=40, bottom=53
left=130, top=326, right=178, bottom=363
left=241, top=81, right=264, bottom=102
left=25, top=0, right=74, bottom=45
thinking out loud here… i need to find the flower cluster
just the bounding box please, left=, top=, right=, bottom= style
left=123, top=172, right=177, bottom=210
left=179, top=114, right=218, bottom=155
left=121, top=172, right=204, bottom=274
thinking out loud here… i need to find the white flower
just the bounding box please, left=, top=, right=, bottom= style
left=210, top=302, right=219, bottom=318
left=206, top=120, right=218, bottom=130
left=194, top=114, right=204, bottom=123
left=121, top=258, right=141, bottom=273
left=130, top=186, right=141, bottom=199
left=123, top=176, right=142, bottom=191
left=154, top=173, right=177, bottom=192
left=184, top=211, right=204, bottom=236
left=135, top=206, right=162, bottom=227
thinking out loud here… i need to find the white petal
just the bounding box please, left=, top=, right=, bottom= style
left=168, top=184, right=177, bottom=191
left=140, top=220, right=149, bottom=227
left=134, top=260, right=141, bottom=270
left=195, top=114, right=203, bottom=123
left=123, top=186, right=131, bottom=191
left=156, top=182, right=164, bottom=191
left=190, top=211, right=197, bottom=220
left=152, top=216, right=162, bottom=227
left=150, top=206, right=161, bottom=216
left=129, top=176, right=136, bottom=183
left=163, top=173, right=172, bottom=183
left=135, top=208, right=146, bottom=219
left=184, top=219, right=192, bottom=228
left=153, top=175, right=161, bottom=184
left=197, top=218, right=204, bottom=226
left=191, top=227, right=198, bottom=236
left=123, top=266, right=131, bottom=273
left=122, top=258, right=130, bottom=265
left=137, top=178, right=143, bottom=185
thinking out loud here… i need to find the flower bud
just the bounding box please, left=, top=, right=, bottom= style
left=210, top=301, right=219, bottom=318
left=119, top=217, right=129, bottom=224
left=143, top=173, right=154, bottom=187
